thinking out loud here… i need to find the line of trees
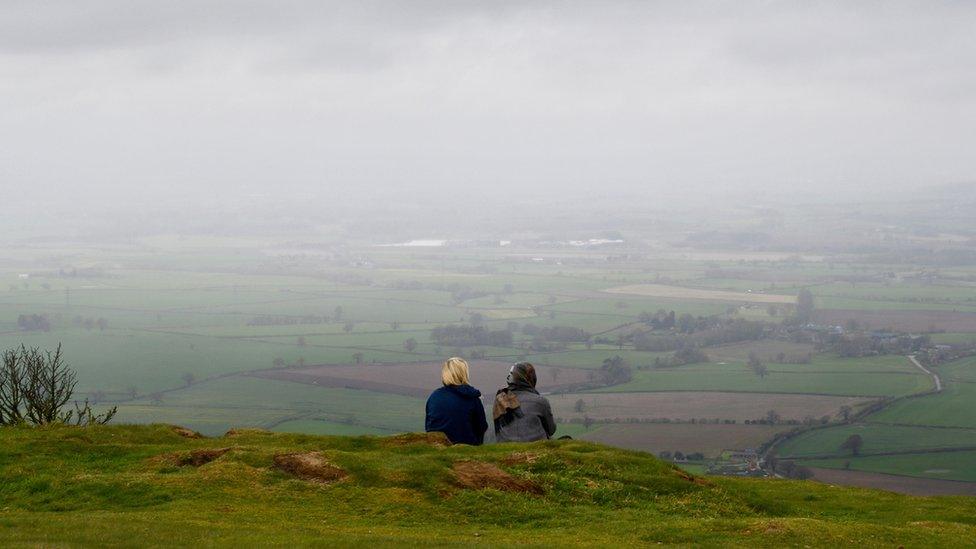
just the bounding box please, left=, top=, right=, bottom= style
left=17, top=314, right=51, bottom=332
left=430, top=325, right=513, bottom=347
left=634, top=318, right=768, bottom=352
left=653, top=345, right=710, bottom=368
left=0, top=344, right=115, bottom=427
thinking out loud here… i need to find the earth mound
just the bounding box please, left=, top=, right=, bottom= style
left=274, top=452, right=347, bottom=483
left=451, top=460, right=544, bottom=494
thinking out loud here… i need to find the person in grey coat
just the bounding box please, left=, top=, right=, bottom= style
left=492, top=362, right=557, bottom=442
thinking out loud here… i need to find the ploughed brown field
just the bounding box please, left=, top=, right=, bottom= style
left=550, top=392, right=873, bottom=423
left=249, top=360, right=594, bottom=398
left=809, top=467, right=976, bottom=497
left=579, top=423, right=784, bottom=457
left=814, top=309, right=976, bottom=332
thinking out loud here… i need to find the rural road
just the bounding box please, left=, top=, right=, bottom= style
left=908, top=355, right=942, bottom=392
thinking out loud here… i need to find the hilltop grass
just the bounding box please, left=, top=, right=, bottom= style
left=0, top=424, right=974, bottom=547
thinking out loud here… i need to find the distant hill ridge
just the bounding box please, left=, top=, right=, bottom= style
left=1, top=424, right=974, bottom=547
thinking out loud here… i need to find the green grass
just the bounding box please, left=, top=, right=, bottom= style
left=676, top=462, right=708, bottom=475
left=597, top=362, right=931, bottom=397
left=870, top=381, right=976, bottom=428
left=814, top=296, right=976, bottom=312
left=930, top=333, right=976, bottom=345
left=0, top=328, right=432, bottom=394
left=272, top=419, right=395, bottom=436
left=778, top=424, right=976, bottom=459
left=812, top=281, right=976, bottom=303
left=802, top=451, right=976, bottom=482
left=0, top=424, right=974, bottom=547
left=114, top=376, right=425, bottom=436
left=773, top=355, right=976, bottom=482
left=940, top=356, right=976, bottom=383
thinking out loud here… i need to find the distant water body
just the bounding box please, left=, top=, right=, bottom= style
left=377, top=239, right=448, bottom=247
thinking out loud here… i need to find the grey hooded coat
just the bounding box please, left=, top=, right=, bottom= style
left=495, top=389, right=557, bottom=443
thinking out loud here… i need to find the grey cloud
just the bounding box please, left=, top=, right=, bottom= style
left=1, top=1, right=974, bottom=205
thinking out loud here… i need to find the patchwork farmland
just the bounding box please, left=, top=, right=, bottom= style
left=3, top=225, right=976, bottom=495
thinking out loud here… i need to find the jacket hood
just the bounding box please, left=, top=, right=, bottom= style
left=444, top=383, right=482, bottom=399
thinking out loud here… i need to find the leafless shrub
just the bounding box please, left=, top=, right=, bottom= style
left=0, top=344, right=115, bottom=427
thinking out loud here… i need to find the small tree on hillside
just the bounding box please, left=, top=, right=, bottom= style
left=352, top=352, right=364, bottom=365
left=574, top=399, right=586, bottom=413
left=181, top=372, right=195, bottom=387
left=1, top=344, right=115, bottom=426
left=403, top=338, right=418, bottom=352
left=0, top=348, right=27, bottom=424
left=839, top=405, right=853, bottom=422
left=583, top=415, right=594, bottom=430
left=840, top=434, right=864, bottom=456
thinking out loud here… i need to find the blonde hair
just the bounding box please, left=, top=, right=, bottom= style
left=441, top=357, right=470, bottom=386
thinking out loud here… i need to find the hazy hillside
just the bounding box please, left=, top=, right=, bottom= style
left=1, top=425, right=974, bottom=547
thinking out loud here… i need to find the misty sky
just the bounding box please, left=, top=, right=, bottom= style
left=1, top=1, right=975, bottom=205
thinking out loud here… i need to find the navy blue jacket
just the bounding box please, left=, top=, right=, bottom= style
left=425, top=384, right=488, bottom=445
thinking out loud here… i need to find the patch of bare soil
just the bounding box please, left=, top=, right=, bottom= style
left=177, top=448, right=231, bottom=467
left=274, top=452, right=347, bottom=483
left=171, top=426, right=204, bottom=439
left=382, top=432, right=451, bottom=447
left=451, top=461, right=543, bottom=495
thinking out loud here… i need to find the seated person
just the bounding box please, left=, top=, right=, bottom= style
left=493, top=362, right=556, bottom=442
left=425, top=357, right=488, bottom=445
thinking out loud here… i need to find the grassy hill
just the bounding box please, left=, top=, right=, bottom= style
left=1, top=425, right=975, bottom=547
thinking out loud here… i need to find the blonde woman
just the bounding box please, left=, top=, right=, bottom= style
left=425, top=357, right=488, bottom=445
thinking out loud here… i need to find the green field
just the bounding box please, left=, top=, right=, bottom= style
left=775, top=354, right=976, bottom=482
left=597, top=362, right=931, bottom=397
left=803, top=451, right=976, bottom=482
left=869, top=382, right=976, bottom=429
left=114, top=376, right=425, bottom=436
left=272, top=419, right=395, bottom=436
left=1, top=425, right=974, bottom=547
left=4, top=235, right=976, bottom=493
left=778, top=424, right=976, bottom=458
